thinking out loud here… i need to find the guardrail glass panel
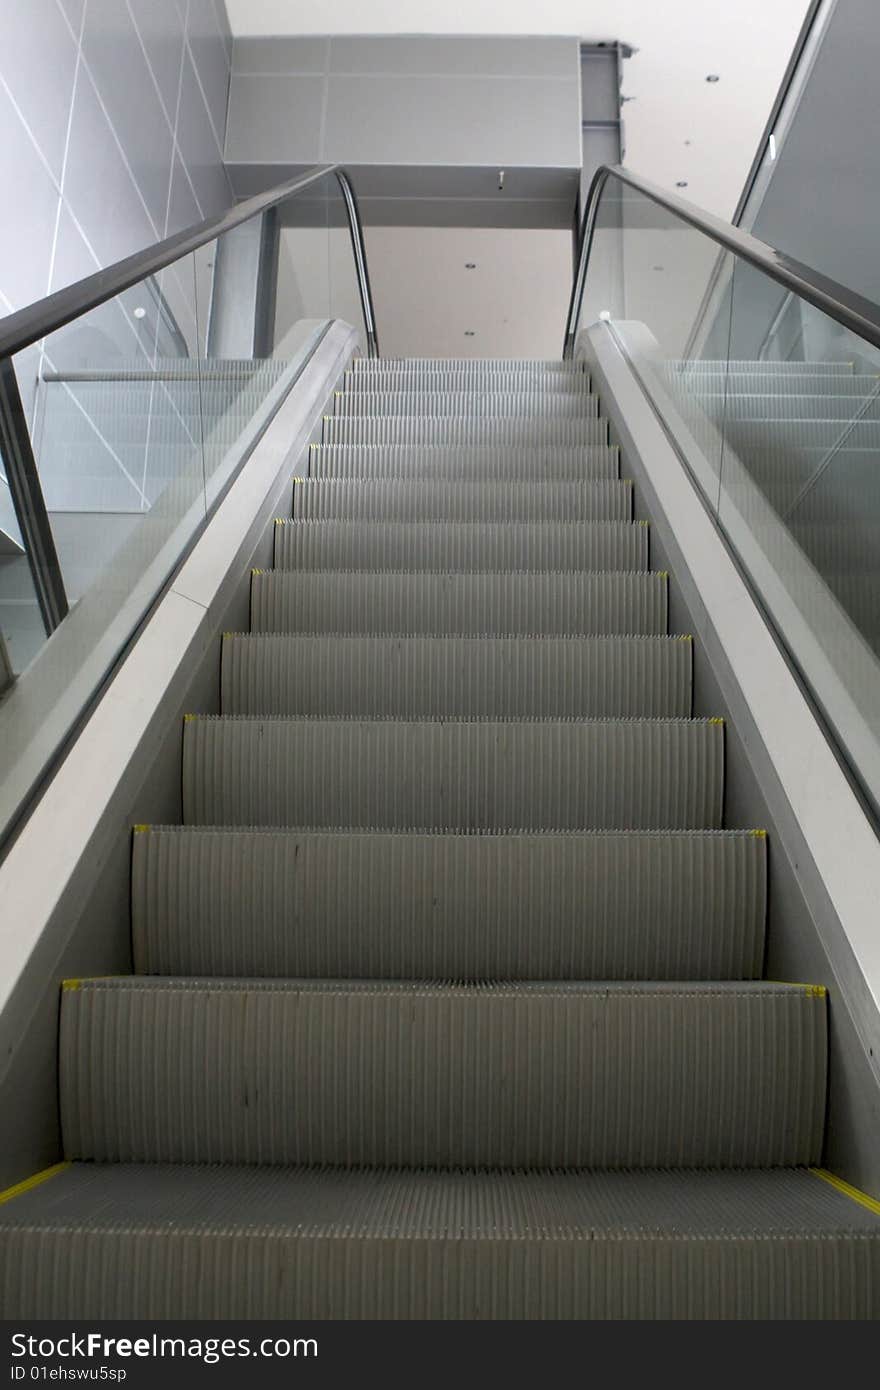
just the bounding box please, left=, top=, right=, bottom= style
left=575, top=173, right=880, bottom=819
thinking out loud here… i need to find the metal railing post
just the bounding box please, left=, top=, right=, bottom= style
left=0, top=357, right=68, bottom=635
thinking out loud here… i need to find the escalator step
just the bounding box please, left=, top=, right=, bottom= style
left=181, top=715, right=724, bottom=830
left=131, top=825, right=765, bottom=980
left=272, top=520, right=648, bottom=571
left=321, top=415, right=610, bottom=446
left=249, top=569, right=668, bottom=635
left=333, top=390, right=600, bottom=417
left=219, top=633, right=691, bottom=718
left=306, top=443, right=621, bottom=479
left=6, top=1164, right=874, bottom=1320
left=58, top=978, right=824, bottom=1168
left=289, top=478, right=631, bottom=521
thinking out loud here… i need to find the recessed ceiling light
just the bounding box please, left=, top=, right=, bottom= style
left=464, top=330, right=475, bottom=337
left=465, top=263, right=476, bottom=269
left=706, top=74, right=720, bottom=82
left=676, top=180, right=688, bottom=188
left=133, top=307, right=147, bottom=319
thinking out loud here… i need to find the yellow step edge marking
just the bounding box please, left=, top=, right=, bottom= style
left=183, top=713, right=198, bottom=723
left=251, top=568, right=263, bottom=577
left=810, top=1168, right=880, bottom=1217
left=749, top=828, right=767, bottom=838
left=132, top=824, right=150, bottom=835
left=0, top=1161, right=71, bottom=1207
left=708, top=717, right=725, bottom=725
left=657, top=570, right=668, bottom=579
left=678, top=634, right=693, bottom=642
left=62, top=976, right=123, bottom=991
left=274, top=517, right=288, bottom=526
left=768, top=982, right=827, bottom=997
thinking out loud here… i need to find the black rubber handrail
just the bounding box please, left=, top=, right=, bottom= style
left=0, top=163, right=378, bottom=640
left=563, top=163, right=880, bottom=359
left=0, top=163, right=378, bottom=361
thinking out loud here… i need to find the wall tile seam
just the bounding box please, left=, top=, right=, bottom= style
left=164, top=2, right=192, bottom=234
left=72, top=54, right=163, bottom=242
left=123, top=0, right=183, bottom=136
left=0, top=71, right=66, bottom=199
left=184, top=1, right=233, bottom=156
left=184, top=43, right=233, bottom=169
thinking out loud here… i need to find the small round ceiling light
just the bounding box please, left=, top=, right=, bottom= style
left=676, top=180, right=688, bottom=188
left=465, top=263, right=476, bottom=269
left=706, top=74, right=720, bottom=82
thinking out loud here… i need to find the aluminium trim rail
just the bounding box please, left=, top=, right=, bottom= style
left=563, top=163, right=880, bottom=359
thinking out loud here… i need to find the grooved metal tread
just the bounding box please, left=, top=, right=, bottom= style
left=6, top=1164, right=875, bottom=1320
left=181, top=715, right=724, bottom=830
left=669, top=373, right=880, bottom=396
left=322, top=416, right=610, bottom=446
left=668, top=359, right=856, bottom=374
left=344, top=375, right=596, bottom=395
left=290, top=478, right=632, bottom=521
left=273, top=520, right=648, bottom=572
left=250, top=569, right=668, bottom=635
left=220, top=633, right=692, bottom=718
left=132, top=826, right=765, bottom=980
left=332, top=391, right=601, bottom=417
left=346, top=361, right=586, bottom=372
left=688, top=393, right=880, bottom=421
left=307, top=444, right=621, bottom=480
left=59, top=979, right=824, bottom=1169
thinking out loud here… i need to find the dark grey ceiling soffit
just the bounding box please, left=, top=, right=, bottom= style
left=225, top=163, right=580, bottom=230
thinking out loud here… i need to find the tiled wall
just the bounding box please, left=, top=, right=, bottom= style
left=0, top=0, right=233, bottom=320
left=0, top=0, right=233, bottom=553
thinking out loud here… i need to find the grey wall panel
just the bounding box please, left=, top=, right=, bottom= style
left=0, top=0, right=233, bottom=321
left=232, top=36, right=330, bottom=74
left=329, top=34, right=578, bottom=79
left=1, top=0, right=79, bottom=185
left=323, top=75, right=579, bottom=167
left=225, top=74, right=327, bottom=163
left=581, top=48, right=620, bottom=122
left=225, top=33, right=581, bottom=227
left=746, top=0, right=880, bottom=309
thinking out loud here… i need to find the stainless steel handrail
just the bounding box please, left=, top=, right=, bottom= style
left=0, top=163, right=379, bottom=361
left=563, top=163, right=880, bottom=359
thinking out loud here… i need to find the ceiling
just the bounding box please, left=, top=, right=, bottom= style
left=223, top=0, right=812, bottom=219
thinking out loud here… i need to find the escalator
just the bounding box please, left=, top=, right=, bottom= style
left=0, top=166, right=879, bottom=1320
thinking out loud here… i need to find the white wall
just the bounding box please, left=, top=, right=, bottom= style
left=274, top=225, right=573, bottom=359
left=225, top=1, right=812, bottom=221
